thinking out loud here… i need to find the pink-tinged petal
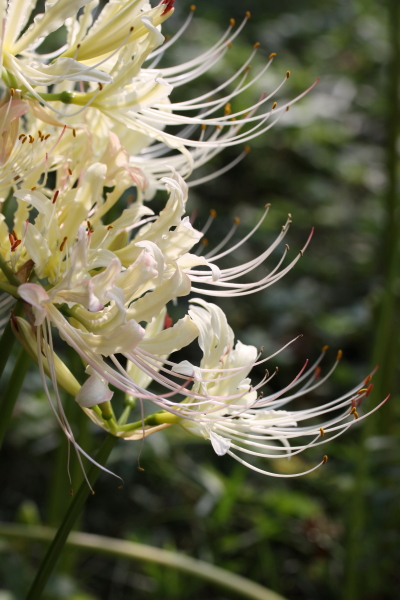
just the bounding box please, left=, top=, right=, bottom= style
left=18, top=283, right=50, bottom=325
left=76, top=373, right=113, bottom=408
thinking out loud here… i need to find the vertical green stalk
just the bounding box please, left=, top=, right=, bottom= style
left=0, top=347, right=31, bottom=449
left=344, top=3, right=400, bottom=599
left=26, top=433, right=117, bottom=600
left=0, top=301, right=24, bottom=382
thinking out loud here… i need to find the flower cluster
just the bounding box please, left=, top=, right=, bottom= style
left=0, top=0, right=384, bottom=484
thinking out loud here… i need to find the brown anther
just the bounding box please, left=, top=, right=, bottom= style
left=11, top=229, right=17, bottom=239
left=364, top=375, right=372, bottom=385
left=130, top=26, right=134, bottom=32
left=244, top=145, right=251, bottom=153
left=224, top=103, right=231, bottom=116
left=234, top=217, right=240, bottom=225
left=216, top=125, right=221, bottom=130
left=60, top=237, right=68, bottom=251
left=272, top=102, right=277, bottom=109
left=91, top=490, right=95, bottom=495
left=299, top=249, right=304, bottom=257
left=336, top=349, right=343, bottom=361
left=164, top=34, right=170, bottom=42
left=366, top=383, right=374, bottom=397
left=77, top=44, right=81, bottom=49
left=9, top=233, right=15, bottom=246
left=319, top=427, right=325, bottom=437
left=245, top=11, right=251, bottom=18
left=227, top=42, right=232, bottom=49
left=202, top=237, right=209, bottom=246
left=72, top=128, right=77, bottom=137
left=107, top=225, right=114, bottom=231
left=14, top=176, right=20, bottom=180
left=18, top=133, right=25, bottom=140
left=354, top=411, right=359, bottom=419
left=44, top=134, right=50, bottom=140
left=229, top=18, right=235, bottom=26
left=322, top=455, right=328, bottom=464
left=245, top=65, right=251, bottom=72
left=70, top=489, right=73, bottom=496
left=259, top=346, right=264, bottom=353
left=190, top=4, right=196, bottom=10
left=285, top=243, right=290, bottom=251
left=258, top=391, right=264, bottom=399
left=21, top=137, right=27, bottom=144
left=269, top=52, right=277, bottom=59
left=127, top=195, right=134, bottom=205
left=10, top=88, right=15, bottom=96
left=314, top=366, right=321, bottom=379
left=230, top=117, right=237, bottom=121
left=52, top=190, right=59, bottom=204
left=38, top=130, right=42, bottom=137
left=253, top=42, right=260, bottom=49
left=30, top=186, right=36, bottom=191
left=286, top=70, right=290, bottom=78
left=285, top=106, right=290, bottom=112
left=265, top=369, right=269, bottom=378
left=87, top=220, right=92, bottom=229
left=322, top=344, right=329, bottom=352
left=11, top=239, right=21, bottom=252
left=68, top=168, right=73, bottom=176
left=210, top=208, right=217, bottom=218
left=28, top=135, right=34, bottom=143
left=98, top=83, right=103, bottom=91
left=201, top=124, right=206, bottom=130
left=118, top=485, right=124, bottom=490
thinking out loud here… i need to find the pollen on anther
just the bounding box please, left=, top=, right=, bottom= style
left=10, top=88, right=15, bottom=96
left=201, top=124, right=207, bottom=130
left=227, top=42, right=233, bottom=49
left=224, top=103, right=231, bottom=115
left=322, top=344, right=329, bottom=352
left=68, top=168, right=73, bottom=176
left=336, top=349, right=343, bottom=361
left=272, top=102, right=277, bottom=109
left=202, top=238, right=209, bottom=246
left=269, top=52, right=277, bottom=59
left=253, top=42, right=260, bottom=49
left=98, top=83, right=103, bottom=91
left=286, top=70, right=290, bottom=78
left=229, top=18, right=235, bottom=26
left=210, top=208, right=217, bottom=218
left=234, top=217, right=240, bottom=225
left=322, top=455, right=328, bottom=464
left=130, top=26, right=134, bottom=32
left=60, top=237, right=68, bottom=251
left=285, top=106, right=290, bottom=112
left=190, top=4, right=196, bottom=11
left=18, top=133, right=25, bottom=140
left=44, top=134, right=50, bottom=140
left=244, top=145, right=251, bottom=153
left=30, top=186, right=36, bottom=191
left=107, top=225, right=114, bottom=231
left=245, top=11, right=251, bottom=18
left=366, top=383, right=374, bottom=397
left=319, top=427, right=325, bottom=437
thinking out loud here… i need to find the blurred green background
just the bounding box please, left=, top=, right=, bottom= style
left=1, top=0, right=399, bottom=599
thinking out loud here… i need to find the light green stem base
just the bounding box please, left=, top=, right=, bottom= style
left=1, top=523, right=286, bottom=600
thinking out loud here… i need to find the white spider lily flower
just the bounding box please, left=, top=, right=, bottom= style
left=178, top=299, right=387, bottom=478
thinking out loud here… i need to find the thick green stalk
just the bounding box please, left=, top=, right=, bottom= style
left=1, top=524, right=287, bottom=600
left=344, top=2, right=400, bottom=599
left=26, top=433, right=117, bottom=600
left=0, top=347, right=30, bottom=449
left=0, top=301, right=24, bottom=382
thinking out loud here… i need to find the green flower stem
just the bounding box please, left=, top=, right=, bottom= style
left=0, top=280, right=19, bottom=297
left=0, top=301, right=24, bottom=382
left=0, top=255, right=21, bottom=287
left=119, top=410, right=181, bottom=432
left=25, top=433, right=117, bottom=600
left=0, top=347, right=31, bottom=449
left=1, top=523, right=287, bottom=600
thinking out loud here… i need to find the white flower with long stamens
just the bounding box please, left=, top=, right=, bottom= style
left=178, top=299, right=387, bottom=477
